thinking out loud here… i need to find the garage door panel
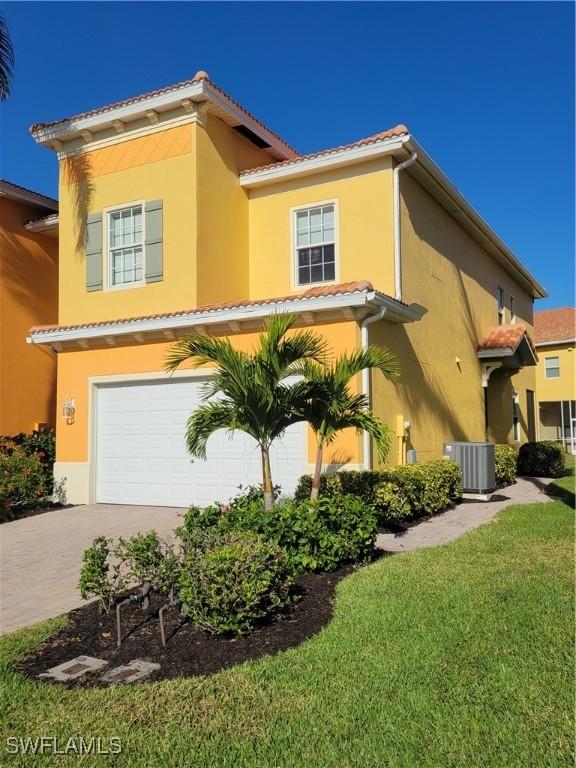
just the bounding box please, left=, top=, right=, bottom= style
left=96, top=380, right=306, bottom=507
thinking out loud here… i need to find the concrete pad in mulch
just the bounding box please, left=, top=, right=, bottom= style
left=39, top=655, right=108, bottom=681
left=100, top=659, right=160, bottom=685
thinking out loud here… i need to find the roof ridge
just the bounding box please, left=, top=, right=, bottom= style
left=0, top=178, right=58, bottom=207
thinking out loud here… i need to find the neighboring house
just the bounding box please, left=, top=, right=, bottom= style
left=26, top=71, right=546, bottom=506
left=0, top=180, right=59, bottom=434
left=534, top=307, right=576, bottom=452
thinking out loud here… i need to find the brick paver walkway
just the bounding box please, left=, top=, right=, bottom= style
left=0, top=504, right=184, bottom=635
left=376, top=476, right=554, bottom=553
left=0, top=477, right=556, bottom=635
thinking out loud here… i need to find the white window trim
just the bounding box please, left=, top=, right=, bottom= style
left=103, top=200, right=146, bottom=292
left=544, top=356, right=560, bottom=379
left=512, top=390, right=521, bottom=442
left=290, top=199, right=340, bottom=291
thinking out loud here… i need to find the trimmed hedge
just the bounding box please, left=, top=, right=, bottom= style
left=0, top=450, right=51, bottom=515
left=179, top=489, right=378, bottom=574
left=517, top=442, right=566, bottom=478
left=495, top=444, right=517, bottom=487
left=294, top=459, right=462, bottom=524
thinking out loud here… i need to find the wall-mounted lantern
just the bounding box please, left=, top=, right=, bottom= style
left=62, top=396, right=75, bottom=425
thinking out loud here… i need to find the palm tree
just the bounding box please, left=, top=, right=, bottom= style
left=165, top=314, right=326, bottom=510
left=295, top=348, right=400, bottom=499
left=0, top=12, right=14, bottom=101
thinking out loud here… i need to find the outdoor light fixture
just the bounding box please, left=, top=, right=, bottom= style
left=62, top=396, right=75, bottom=425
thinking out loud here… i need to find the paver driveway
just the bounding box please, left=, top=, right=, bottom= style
left=0, top=504, right=184, bottom=635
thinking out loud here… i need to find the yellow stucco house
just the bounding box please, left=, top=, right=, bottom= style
left=534, top=307, right=575, bottom=452
left=26, top=71, right=546, bottom=506
left=0, top=180, right=59, bottom=434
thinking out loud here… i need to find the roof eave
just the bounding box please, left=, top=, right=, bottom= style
left=28, top=290, right=424, bottom=351
left=30, top=79, right=297, bottom=161
left=404, top=138, right=547, bottom=301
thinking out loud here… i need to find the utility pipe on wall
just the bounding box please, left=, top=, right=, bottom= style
left=393, top=151, right=418, bottom=301
left=361, top=307, right=387, bottom=470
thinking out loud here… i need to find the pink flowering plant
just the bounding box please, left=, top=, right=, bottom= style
left=0, top=449, right=50, bottom=510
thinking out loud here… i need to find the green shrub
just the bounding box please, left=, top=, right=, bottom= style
left=272, top=495, right=378, bottom=573
left=517, top=442, right=566, bottom=478
left=0, top=429, right=55, bottom=495
left=0, top=450, right=50, bottom=509
left=495, top=444, right=517, bottom=487
left=115, top=531, right=180, bottom=598
left=178, top=531, right=293, bottom=634
left=295, top=460, right=462, bottom=525
left=179, top=490, right=378, bottom=575
left=78, top=537, right=125, bottom=612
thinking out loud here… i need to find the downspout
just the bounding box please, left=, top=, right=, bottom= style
left=361, top=307, right=387, bottom=469
left=393, top=151, right=418, bottom=301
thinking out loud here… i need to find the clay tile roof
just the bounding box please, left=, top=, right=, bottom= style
left=478, top=323, right=538, bottom=359
left=29, top=71, right=298, bottom=156
left=239, top=125, right=410, bottom=176
left=534, top=307, right=576, bottom=344
left=0, top=178, right=58, bottom=208
left=29, top=280, right=379, bottom=335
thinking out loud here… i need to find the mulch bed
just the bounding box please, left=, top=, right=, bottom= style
left=1, top=504, right=76, bottom=524
left=19, top=564, right=357, bottom=688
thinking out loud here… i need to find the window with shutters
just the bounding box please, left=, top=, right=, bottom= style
left=293, top=202, right=338, bottom=287
left=107, top=203, right=144, bottom=289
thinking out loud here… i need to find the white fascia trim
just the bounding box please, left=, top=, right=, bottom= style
left=239, top=137, right=408, bottom=187
left=28, top=291, right=419, bottom=347
left=24, top=214, right=59, bottom=233
left=535, top=338, right=575, bottom=348
left=404, top=138, right=547, bottom=300
left=31, top=80, right=296, bottom=160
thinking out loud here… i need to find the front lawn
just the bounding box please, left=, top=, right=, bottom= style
left=1, top=498, right=573, bottom=767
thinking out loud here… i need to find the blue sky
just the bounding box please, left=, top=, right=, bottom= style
left=2, top=1, right=573, bottom=309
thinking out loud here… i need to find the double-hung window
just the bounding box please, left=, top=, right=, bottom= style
left=294, top=204, right=336, bottom=286
left=509, top=295, right=516, bottom=323
left=108, top=204, right=144, bottom=288
left=545, top=356, right=560, bottom=379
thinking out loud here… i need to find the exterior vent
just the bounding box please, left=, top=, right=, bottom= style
left=443, top=442, right=496, bottom=495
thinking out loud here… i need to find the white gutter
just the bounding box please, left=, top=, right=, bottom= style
left=535, top=338, right=575, bottom=348
left=393, top=152, right=418, bottom=301
left=361, top=307, right=387, bottom=470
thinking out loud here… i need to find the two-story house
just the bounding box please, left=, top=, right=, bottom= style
left=534, top=307, right=575, bottom=452
left=26, top=71, right=546, bottom=506
left=0, top=179, right=59, bottom=434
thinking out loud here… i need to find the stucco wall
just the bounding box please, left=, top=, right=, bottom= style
left=0, top=197, right=58, bottom=433
left=535, top=343, right=575, bottom=403
left=369, top=171, right=537, bottom=463
left=247, top=157, right=395, bottom=300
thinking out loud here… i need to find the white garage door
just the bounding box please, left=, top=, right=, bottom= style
left=95, top=379, right=307, bottom=507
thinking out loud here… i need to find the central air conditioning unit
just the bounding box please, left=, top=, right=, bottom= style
left=443, top=442, right=496, bottom=499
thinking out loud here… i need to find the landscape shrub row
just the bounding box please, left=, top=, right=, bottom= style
left=295, top=459, right=463, bottom=524
left=494, top=444, right=518, bottom=487
left=180, top=490, right=378, bottom=575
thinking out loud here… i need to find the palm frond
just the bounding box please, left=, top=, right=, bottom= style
left=333, top=346, right=400, bottom=385
left=0, top=13, right=14, bottom=102
left=326, top=409, right=392, bottom=462
left=184, top=401, right=244, bottom=459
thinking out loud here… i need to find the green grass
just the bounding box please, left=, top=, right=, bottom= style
left=1, top=500, right=573, bottom=767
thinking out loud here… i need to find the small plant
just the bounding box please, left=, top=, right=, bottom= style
left=116, top=531, right=181, bottom=602
left=495, top=444, right=517, bottom=487
left=78, top=537, right=124, bottom=612
left=178, top=531, right=293, bottom=634
left=0, top=429, right=55, bottom=494
left=517, top=442, right=566, bottom=478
